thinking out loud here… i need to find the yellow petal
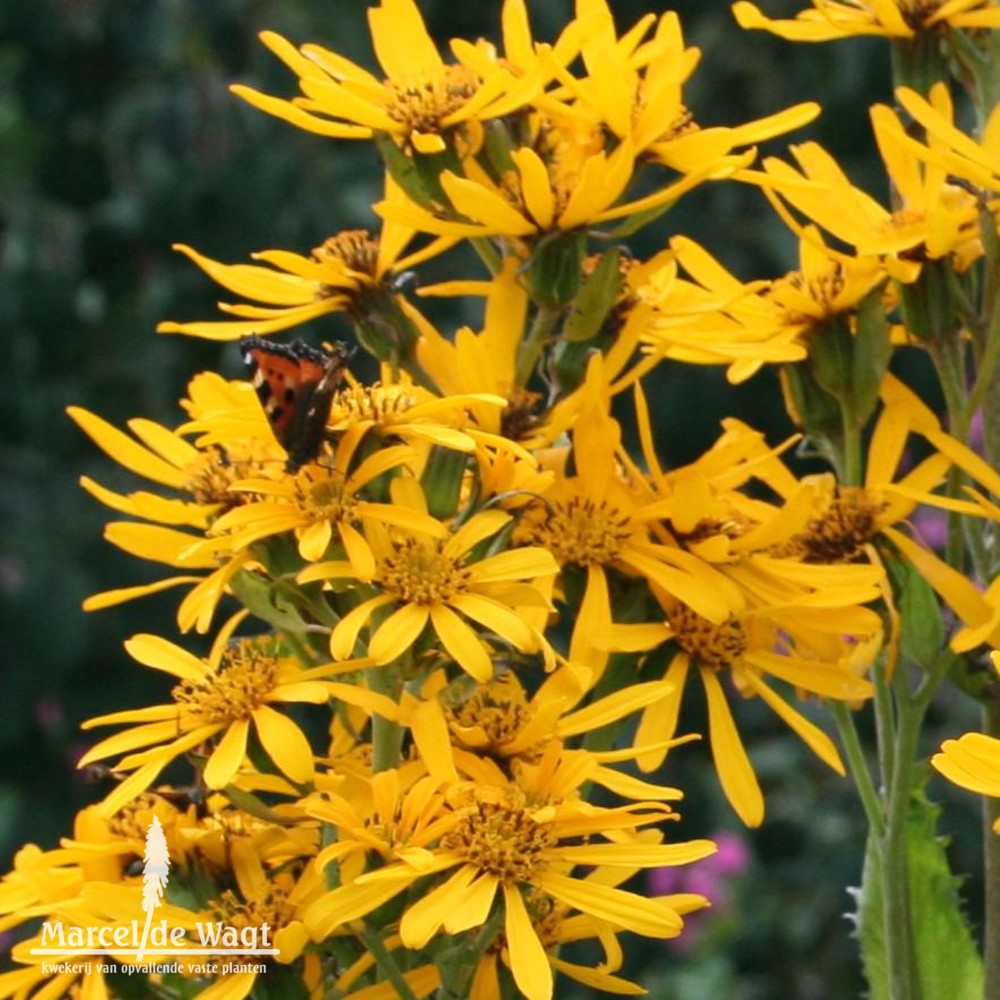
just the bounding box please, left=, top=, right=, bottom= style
left=702, top=667, right=764, bottom=827
left=511, top=147, right=555, bottom=230
left=538, top=871, right=682, bottom=937
left=203, top=717, right=250, bottom=788
left=253, top=704, right=315, bottom=784
left=370, top=603, right=430, bottom=664
left=742, top=671, right=845, bottom=774
left=430, top=604, right=493, bottom=681
left=502, top=881, right=553, bottom=1000
left=124, top=634, right=206, bottom=681
left=67, top=407, right=186, bottom=488
left=440, top=172, right=537, bottom=236
left=400, top=864, right=477, bottom=949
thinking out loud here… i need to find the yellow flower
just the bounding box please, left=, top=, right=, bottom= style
left=891, top=83, right=1000, bottom=213
left=734, top=0, right=1000, bottom=41
left=515, top=363, right=745, bottom=626
left=305, top=741, right=716, bottom=1000
left=301, top=486, right=558, bottom=681
left=548, top=0, right=819, bottom=173
left=755, top=373, right=979, bottom=558
left=305, top=768, right=459, bottom=885
left=376, top=123, right=733, bottom=239
left=762, top=130, right=981, bottom=282
left=206, top=431, right=436, bottom=572
left=401, top=667, right=692, bottom=794
left=231, top=0, right=556, bottom=153
left=468, top=870, right=708, bottom=1000
left=77, top=617, right=382, bottom=814
left=932, top=654, right=1000, bottom=827
left=157, top=178, right=457, bottom=340
left=605, top=587, right=874, bottom=827
left=69, top=373, right=284, bottom=630
left=640, top=232, right=884, bottom=383
left=934, top=732, right=1000, bottom=809
left=857, top=374, right=1000, bottom=649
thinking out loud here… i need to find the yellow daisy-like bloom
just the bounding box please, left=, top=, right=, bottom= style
left=304, top=768, right=460, bottom=885
left=890, top=83, right=1000, bottom=212
left=231, top=0, right=559, bottom=154
left=549, top=0, right=819, bottom=174
left=1, top=885, right=204, bottom=1000
left=514, top=362, right=744, bottom=626
left=605, top=588, right=874, bottom=827
left=401, top=666, right=692, bottom=797
left=0, top=796, right=195, bottom=938
left=414, top=255, right=665, bottom=435
left=468, top=868, right=708, bottom=1000
left=157, top=178, right=457, bottom=341
left=206, top=428, right=439, bottom=572
left=68, top=377, right=274, bottom=528
left=639, top=232, right=884, bottom=383
left=933, top=654, right=1000, bottom=829
left=69, top=372, right=283, bottom=630
left=842, top=374, right=1000, bottom=650
left=305, top=741, right=716, bottom=1000
left=376, top=120, right=738, bottom=240
left=412, top=259, right=542, bottom=432
left=77, top=616, right=383, bottom=815
left=324, top=369, right=524, bottom=464
left=301, top=487, right=558, bottom=681
left=761, top=126, right=982, bottom=282
left=758, top=373, right=978, bottom=556
left=733, top=0, right=1000, bottom=41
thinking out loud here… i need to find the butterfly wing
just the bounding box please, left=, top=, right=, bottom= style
left=240, top=335, right=352, bottom=470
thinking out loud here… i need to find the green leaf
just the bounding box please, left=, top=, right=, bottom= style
left=852, top=285, right=893, bottom=424
left=230, top=571, right=310, bottom=633
left=420, top=445, right=468, bottom=519
left=809, top=317, right=855, bottom=402
left=563, top=247, right=623, bottom=342
left=886, top=556, right=944, bottom=668
left=527, top=231, right=585, bottom=305
left=855, top=783, right=983, bottom=1000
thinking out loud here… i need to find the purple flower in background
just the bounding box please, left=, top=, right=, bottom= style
left=649, top=830, right=751, bottom=949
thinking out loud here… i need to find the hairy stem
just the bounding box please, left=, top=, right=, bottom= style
left=361, top=924, right=419, bottom=1000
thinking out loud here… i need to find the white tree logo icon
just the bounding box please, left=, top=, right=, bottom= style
left=135, top=815, right=170, bottom=961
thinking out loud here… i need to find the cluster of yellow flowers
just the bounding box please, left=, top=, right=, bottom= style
left=4, top=1, right=1000, bottom=998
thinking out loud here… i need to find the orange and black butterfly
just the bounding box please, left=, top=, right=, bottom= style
left=239, top=335, right=354, bottom=471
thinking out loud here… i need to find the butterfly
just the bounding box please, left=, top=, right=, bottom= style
left=239, top=335, right=354, bottom=471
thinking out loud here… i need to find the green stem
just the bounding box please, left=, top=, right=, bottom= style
left=367, top=662, right=405, bottom=772
left=839, top=402, right=863, bottom=487
left=831, top=701, right=886, bottom=845
left=515, top=302, right=562, bottom=388
left=435, top=907, right=504, bottom=1000
left=872, top=656, right=896, bottom=823
left=361, top=924, right=419, bottom=1000
left=470, top=237, right=502, bottom=276
left=882, top=668, right=929, bottom=1000
left=927, top=335, right=971, bottom=569
left=983, top=698, right=1000, bottom=1000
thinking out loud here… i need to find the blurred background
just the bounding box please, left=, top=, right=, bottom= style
left=0, top=0, right=985, bottom=996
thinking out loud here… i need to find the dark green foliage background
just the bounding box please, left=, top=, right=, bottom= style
left=0, top=0, right=984, bottom=996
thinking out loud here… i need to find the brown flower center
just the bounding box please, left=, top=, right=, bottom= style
left=441, top=796, right=554, bottom=882
left=670, top=604, right=747, bottom=668
left=173, top=640, right=279, bottom=724
left=379, top=538, right=472, bottom=605
left=385, top=65, right=479, bottom=133
left=523, top=496, right=632, bottom=567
